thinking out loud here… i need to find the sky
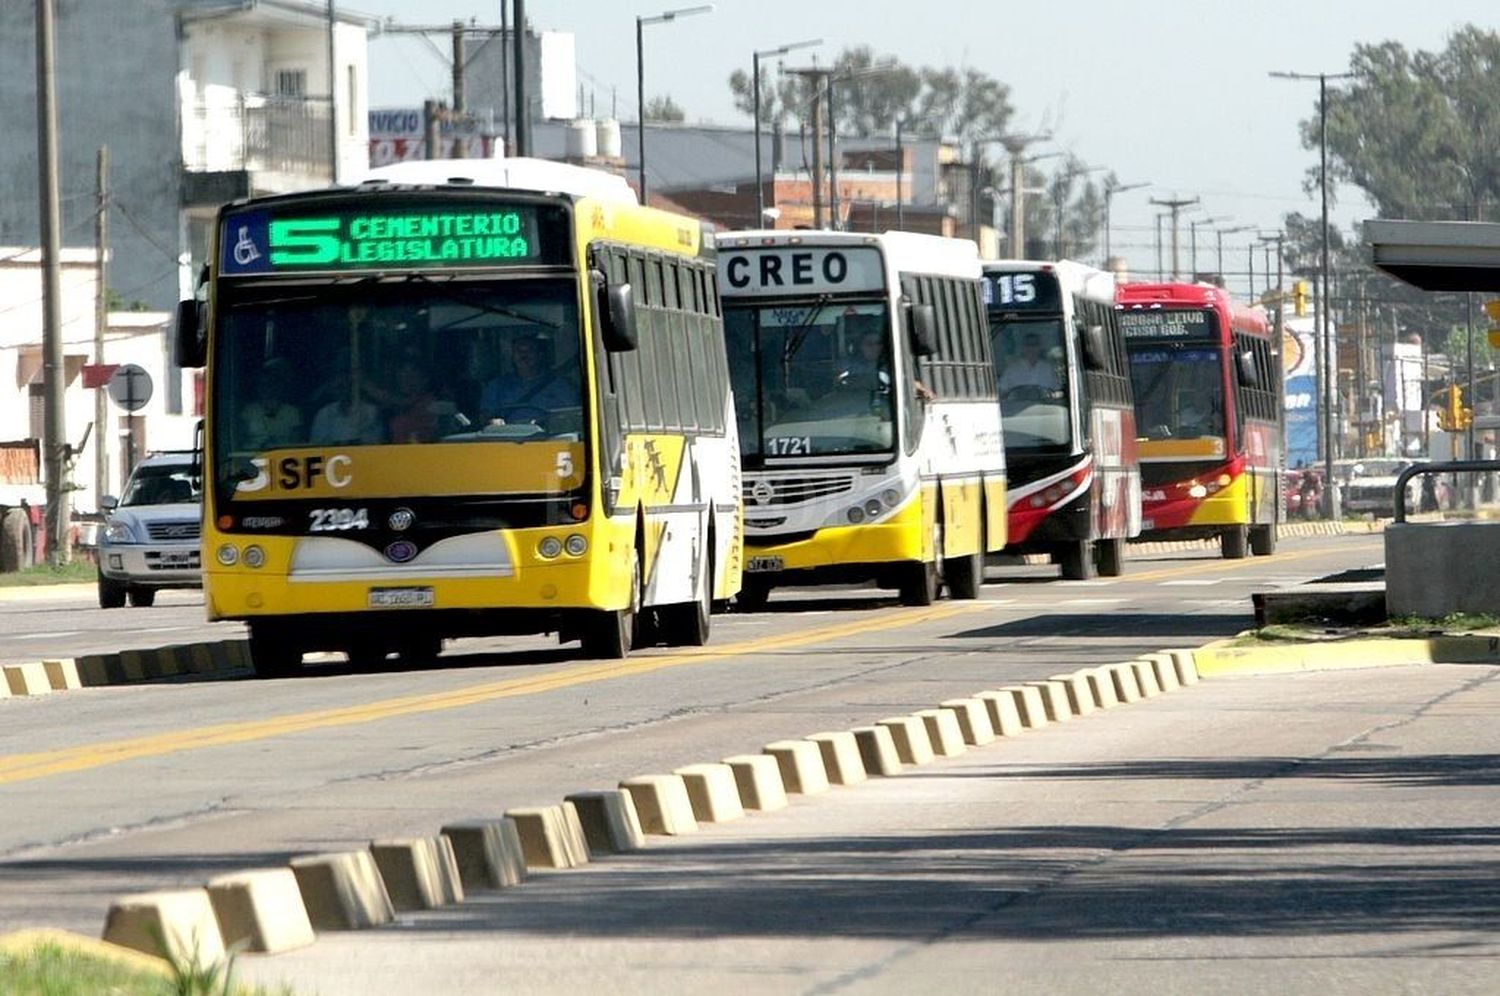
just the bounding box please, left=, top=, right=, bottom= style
left=349, top=0, right=1498, bottom=295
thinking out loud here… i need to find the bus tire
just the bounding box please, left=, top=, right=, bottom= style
left=1220, top=526, right=1249, bottom=560
left=581, top=551, right=640, bottom=660
left=248, top=624, right=303, bottom=679
left=97, top=567, right=127, bottom=608
left=659, top=553, right=712, bottom=647
left=1097, top=538, right=1125, bottom=577
left=397, top=635, right=443, bottom=663
left=945, top=550, right=982, bottom=600
left=1059, top=540, right=1096, bottom=581
left=898, top=559, right=939, bottom=606
left=736, top=579, right=771, bottom=612
left=1249, top=523, right=1277, bottom=557
left=1, top=508, right=33, bottom=573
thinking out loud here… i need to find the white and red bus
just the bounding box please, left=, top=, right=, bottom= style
left=1117, top=282, right=1283, bottom=558
left=985, top=261, right=1140, bottom=579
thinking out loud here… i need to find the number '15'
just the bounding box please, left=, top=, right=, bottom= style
left=269, top=218, right=341, bottom=265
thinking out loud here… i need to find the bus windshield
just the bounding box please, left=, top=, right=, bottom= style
left=723, top=299, right=896, bottom=461
left=213, top=276, right=583, bottom=490
left=990, top=316, right=1071, bottom=449
left=1127, top=345, right=1225, bottom=442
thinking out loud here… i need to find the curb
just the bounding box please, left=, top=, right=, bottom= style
left=1, top=640, right=251, bottom=698
left=1192, top=633, right=1500, bottom=677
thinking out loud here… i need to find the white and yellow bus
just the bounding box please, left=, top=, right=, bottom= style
left=716, top=231, right=1006, bottom=606
left=176, top=159, right=741, bottom=675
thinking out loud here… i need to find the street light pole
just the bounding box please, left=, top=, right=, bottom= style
left=636, top=5, right=713, bottom=204
left=1102, top=179, right=1147, bottom=265
left=1215, top=225, right=1252, bottom=291
left=1271, top=69, right=1353, bottom=518
left=1189, top=215, right=1226, bottom=280
left=753, top=38, right=820, bottom=227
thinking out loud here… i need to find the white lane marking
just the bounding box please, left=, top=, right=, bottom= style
left=1160, top=579, right=1222, bottom=587
left=1056, top=580, right=1116, bottom=588
left=13, top=630, right=82, bottom=640
left=1183, top=599, right=1247, bottom=608
left=133, top=626, right=194, bottom=634
left=1059, top=598, right=1127, bottom=607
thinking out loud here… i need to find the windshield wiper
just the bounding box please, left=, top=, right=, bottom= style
left=406, top=272, right=564, bottom=333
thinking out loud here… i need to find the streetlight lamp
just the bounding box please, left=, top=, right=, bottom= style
left=1101, top=178, right=1147, bottom=264
left=1215, top=224, right=1253, bottom=292
left=752, top=38, right=821, bottom=226
left=1271, top=69, right=1354, bottom=518
left=636, top=4, right=713, bottom=204
left=1188, top=214, right=1227, bottom=280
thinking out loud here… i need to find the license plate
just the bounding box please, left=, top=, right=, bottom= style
left=746, top=556, right=784, bottom=573
left=1141, top=519, right=1155, bottom=532
left=158, top=551, right=194, bottom=567
left=368, top=586, right=435, bottom=608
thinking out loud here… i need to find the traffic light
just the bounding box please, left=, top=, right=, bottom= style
left=1292, top=280, right=1311, bottom=317
left=1486, top=299, right=1500, bottom=349
left=1439, top=385, right=1466, bottom=432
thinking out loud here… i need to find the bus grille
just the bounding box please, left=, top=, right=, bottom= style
left=743, top=474, right=855, bottom=507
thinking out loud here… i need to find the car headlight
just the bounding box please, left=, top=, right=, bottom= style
left=103, top=521, right=136, bottom=544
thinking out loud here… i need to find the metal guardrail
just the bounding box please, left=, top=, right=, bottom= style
left=1393, top=460, right=1500, bottom=523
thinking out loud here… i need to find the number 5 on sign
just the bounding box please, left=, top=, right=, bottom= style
left=555, top=451, right=574, bottom=478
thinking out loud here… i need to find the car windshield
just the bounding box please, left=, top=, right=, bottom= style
left=723, top=299, right=896, bottom=461
left=990, top=316, right=1071, bottom=449
left=121, top=465, right=199, bottom=507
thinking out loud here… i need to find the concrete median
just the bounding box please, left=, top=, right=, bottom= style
left=440, top=819, right=528, bottom=891
left=288, top=851, right=394, bottom=930
left=620, top=775, right=699, bottom=835
left=878, top=716, right=935, bottom=765
left=915, top=708, right=967, bottom=756
left=1085, top=668, right=1121, bottom=709
left=1008, top=685, right=1050, bottom=729
left=205, top=868, right=314, bottom=954
left=851, top=725, right=903, bottom=776
left=722, top=754, right=789, bottom=811
left=369, top=838, right=464, bottom=911
left=1048, top=674, right=1096, bottom=718
left=1169, top=648, right=1200, bottom=684
left=807, top=731, right=868, bottom=785
left=939, top=698, right=996, bottom=745
left=1131, top=659, right=1164, bottom=698
left=564, top=790, right=647, bottom=853
left=506, top=805, right=591, bottom=867
left=3, top=661, right=51, bottom=697
left=674, top=763, right=747, bottom=823
left=763, top=740, right=830, bottom=795
left=976, top=690, right=1025, bottom=736
left=101, top=888, right=226, bottom=965
left=1110, top=663, right=1143, bottom=703
left=1142, top=652, right=1181, bottom=692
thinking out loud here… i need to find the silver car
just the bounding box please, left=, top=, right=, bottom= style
left=97, top=452, right=202, bottom=607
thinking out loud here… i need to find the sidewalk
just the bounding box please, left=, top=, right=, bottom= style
left=240, top=661, right=1500, bottom=996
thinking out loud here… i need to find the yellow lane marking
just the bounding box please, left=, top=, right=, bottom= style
left=0, top=603, right=974, bottom=785
left=1122, top=543, right=1372, bottom=584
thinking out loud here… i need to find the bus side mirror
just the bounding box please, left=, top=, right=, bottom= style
left=906, top=302, right=937, bottom=357
left=604, top=283, right=639, bottom=352
left=1236, top=349, right=1259, bottom=387
left=1081, top=323, right=1109, bottom=371
left=175, top=300, right=205, bottom=368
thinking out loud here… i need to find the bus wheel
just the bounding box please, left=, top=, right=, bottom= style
left=1220, top=526, right=1249, bottom=560
left=1249, top=523, right=1278, bottom=557
left=899, top=560, right=939, bottom=606
left=248, top=624, right=303, bottom=679
left=736, top=579, right=771, bottom=612
left=945, top=550, right=983, bottom=600
left=1059, top=541, right=1096, bottom=581
left=397, top=635, right=443, bottom=663
left=659, top=552, right=712, bottom=647
left=1, top=508, right=33, bottom=572
left=581, top=552, right=640, bottom=660
left=1097, top=538, right=1125, bottom=577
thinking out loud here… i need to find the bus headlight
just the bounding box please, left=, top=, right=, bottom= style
left=1188, top=484, right=1208, bottom=499
left=847, top=506, right=866, bottom=524
left=538, top=536, right=563, bottom=559
left=564, top=534, right=588, bottom=556
left=216, top=544, right=238, bottom=566
left=864, top=499, right=883, bottom=519
left=243, top=545, right=266, bottom=568
left=881, top=488, right=902, bottom=508
left=1217, top=474, right=1232, bottom=486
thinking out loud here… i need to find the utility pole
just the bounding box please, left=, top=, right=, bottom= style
left=500, top=0, right=510, bottom=152
left=1149, top=195, right=1199, bottom=280
left=326, top=0, right=338, bottom=182
left=95, top=147, right=110, bottom=509
left=789, top=66, right=833, bottom=228
left=1189, top=215, right=1226, bottom=279
left=1000, top=133, right=1050, bottom=258
left=1102, top=178, right=1147, bottom=264
left=36, top=0, right=69, bottom=565
left=826, top=73, right=839, bottom=230
left=382, top=19, right=509, bottom=158
left=1216, top=225, right=1251, bottom=291
left=513, top=0, right=530, bottom=156
left=894, top=117, right=904, bottom=232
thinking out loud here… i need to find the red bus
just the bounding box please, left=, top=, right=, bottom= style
left=986, top=261, right=1141, bottom=580
left=1117, top=282, right=1283, bottom=558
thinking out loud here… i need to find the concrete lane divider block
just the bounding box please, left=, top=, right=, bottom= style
left=188, top=643, right=216, bottom=674
left=369, top=838, right=464, bottom=912
left=1169, top=648, right=1201, bottom=685
left=763, top=740, right=830, bottom=795
left=915, top=708, right=967, bottom=757
left=75, top=654, right=113, bottom=687
left=1110, top=663, right=1143, bottom=703
left=976, top=690, right=1025, bottom=736
left=674, top=763, right=747, bottom=823
left=619, top=775, right=699, bottom=835
left=940, top=698, right=996, bottom=745
left=440, top=819, right=528, bottom=890
left=205, top=868, right=314, bottom=954
left=3, top=661, right=51, bottom=696
left=807, top=731, right=868, bottom=785
left=559, top=801, right=592, bottom=866
left=1026, top=680, right=1074, bottom=723
left=102, top=888, right=226, bottom=965
left=878, top=716, right=936, bottom=765
left=722, top=754, right=789, bottom=812
left=1008, top=685, right=1050, bottom=729
left=1144, top=652, right=1182, bottom=692
left=1131, top=659, right=1163, bottom=698
left=41, top=658, right=82, bottom=691
left=1085, top=668, right=1121, bottom=709
left=851, top=725, right=903, bottom=777
left=1049, top=673, right=1096, bottom=718
left=565, top=790, right=646, bottom=853
left=289, top=851, right=394, bottom=930
left=506, top=806, right=589, bottom=868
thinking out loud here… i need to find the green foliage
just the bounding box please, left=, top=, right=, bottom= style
left=0, top=942, right=298, bottom=996
left=1, top=559, right=97, bottom=585
left=1388, top=611, right=1500, bottom=634
left=643, top=95, right=685, bottom=123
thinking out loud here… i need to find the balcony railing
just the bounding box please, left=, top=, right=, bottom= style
left=182, top=88, right=331, bottom=180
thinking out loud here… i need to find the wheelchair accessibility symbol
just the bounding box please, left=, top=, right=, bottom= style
left=233, top=226, right=261, bottom=266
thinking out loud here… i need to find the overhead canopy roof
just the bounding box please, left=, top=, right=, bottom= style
left=1367, top=219, right=1500, bottom=292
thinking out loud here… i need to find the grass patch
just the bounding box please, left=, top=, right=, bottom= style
left=0, top=941, right=299, bottom=996
left=0, top=559, right=97, bottom=587
left=1234, top=612, right=1500, bottom=647
left=1387, top=612, right=1500, bottom=636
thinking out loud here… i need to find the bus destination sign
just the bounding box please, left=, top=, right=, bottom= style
left=982, top=270, right=1061, bottom=312
left=1118, top=308, right=1215, bottom=339
left=221, top=203, right=544, bottom=275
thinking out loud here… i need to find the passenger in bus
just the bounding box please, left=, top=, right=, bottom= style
left=480, top=335, right=574, bottom=424
left=240, top=358, right=304, bottom=450
left=387, top=359, right=440, bottom=443
left=999, top=332, right=1061, bottom=400
left=309, top=350, right=384, bottom=445
left=1175, top=390, right=1218, bottom=436
left=838, top=329, right=892, bottom=393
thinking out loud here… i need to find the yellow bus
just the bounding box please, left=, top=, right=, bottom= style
left=716, top=231, right=1006, bottom=606
left=176, top=159, right=742, bottom=675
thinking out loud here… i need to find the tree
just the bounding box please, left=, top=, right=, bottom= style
left=729, top=66, right=815, bottom=131
left=828, top=47, right=921, bottom=137
left=644, top=95, right=685, bottom=123
left=1314, top=26, right=1500, bottom=220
